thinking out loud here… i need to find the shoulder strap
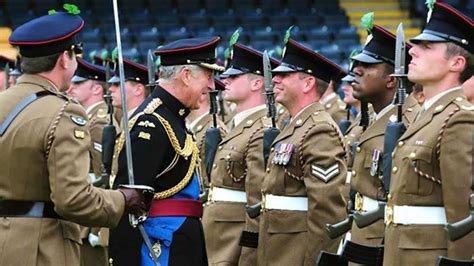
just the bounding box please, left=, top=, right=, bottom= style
left=0, top=91, right=54, bottom=136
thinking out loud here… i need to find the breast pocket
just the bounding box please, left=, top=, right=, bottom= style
left=401, top=146, right=436, bottom=196
left=220, top=149, right=246, bottom=187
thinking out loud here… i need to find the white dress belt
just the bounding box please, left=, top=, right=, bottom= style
left=264, top=194, right=308, bottom=211
left=345, top=171, right=352, bottom=184
left=361, top=195, right=379, bottom=212
left=210, top=186, right=246, bottom=203
left=385, top=205, right=447, bottom=225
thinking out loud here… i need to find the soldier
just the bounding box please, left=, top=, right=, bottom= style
left=0, top=55, right=14, bottom=91
left=68, top=58, right=110, bottom=266
left=108, top=36, right=224, bottom=266
left=108, top=59, right=152, bottom=185
left=348, top=20, right=419, bottom=249
left=320, top=78, right=346, bottom=124
left=202, top=43, right=276, bottom=266
left=0, top=11, right=149, bottom=266
left=187, top=77, right=228, bottom=190
left=384, top=2, right=474, bottom=265
left=108, top=58, right=150, bottom=118
left=258, top=37, right=348, bottom=265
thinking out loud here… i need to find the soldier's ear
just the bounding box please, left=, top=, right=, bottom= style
left=91, top=83, right=104, bottom=95
left=180, top=67, right=192, bottom=86
left=302, top=75, right=316, bottom=94
left=386, top=74, right=396, bottom=89
left=250, top=77, right=263, bottom=92
left=58, top=51, right=69, bottom=69
left=449, top=54, right=467, bottom=74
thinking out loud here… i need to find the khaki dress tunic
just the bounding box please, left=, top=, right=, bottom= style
left=202, top=108, right=270, bottom=266
left=350, top=96, right=418, bottom=246
left=258, top=102, right=347, bottom=266
left=190, top=113, right=228, bottom=189
left=0, top=74, right=125, bottom=266
left=384, top=89, right=474, bottom=265
left=323, top=93, right=347, bottom=124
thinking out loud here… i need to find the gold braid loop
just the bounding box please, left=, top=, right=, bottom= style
left=154, top=142, right=198, bottom=199
left=45, top=101, right=70, bottom=159
left=153, top=113, right=194, bottom=158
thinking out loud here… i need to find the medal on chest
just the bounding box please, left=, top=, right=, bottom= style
left=272, top=143, right=295, bottom=166
left=370, top=148, right=381, bottom=177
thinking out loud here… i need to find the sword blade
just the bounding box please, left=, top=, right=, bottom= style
left=112, top=0, right=134, bottom=185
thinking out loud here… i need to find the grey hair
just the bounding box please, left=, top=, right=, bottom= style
left=158, top=64, right=203, bottom=83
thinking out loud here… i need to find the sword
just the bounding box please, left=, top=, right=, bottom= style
left=111, top=1, right=160, bottom=265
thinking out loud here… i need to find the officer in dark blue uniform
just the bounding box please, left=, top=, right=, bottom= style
left=109, top=36, right=224, bottom=266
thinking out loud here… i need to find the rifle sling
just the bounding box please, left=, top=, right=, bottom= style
left=0, top=90, right=53, bottom=136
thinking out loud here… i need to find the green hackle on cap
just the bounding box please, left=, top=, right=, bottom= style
left=284, top=25, right=294, bottom=44
left=360, top=12, right=374, bottom=33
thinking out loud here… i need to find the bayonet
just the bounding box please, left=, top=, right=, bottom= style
left=393, top=23, right=407, bottom=122
left=147, top=50, right=157, bottom=90
left=112, top=1, right=159, bottom=265
left=263, top=50, right=277, bottom=128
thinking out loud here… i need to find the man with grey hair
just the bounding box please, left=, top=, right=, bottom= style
left=108, top=37, right=224, bottom=266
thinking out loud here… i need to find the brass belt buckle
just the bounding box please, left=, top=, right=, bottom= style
left=207, top=184, right=214, bottom=204
left=355, top=192, right=363, bottom=211
left=385, top=205, right=394, bottom=225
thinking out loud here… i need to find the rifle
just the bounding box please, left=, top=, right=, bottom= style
left=97, top=60, right=115, bottom=188
left=326, top=184, right=358, bottom=238
left=353, top=23, right=407, bottom=228
left=217, top=90, right=227, bottom=122
left=262, top=50, right=280, bottom=167
left=111, top=1, right=159, bottom=265
left=246, top=51, right=280, bottom=219
left=338, top=104, right=352, bottom=135
left=202, top=87, right=223, bottom=202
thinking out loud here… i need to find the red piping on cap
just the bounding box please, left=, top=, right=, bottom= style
left=124, top=58, right=147, bottom=72
left=288, top=38, right=346, bottom=74
left=155, top=37, right=220, bottom=54
left=437, top=2, right=474, bottom=26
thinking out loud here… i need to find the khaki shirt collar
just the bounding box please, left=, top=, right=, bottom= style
left=232, top=104, right=266, bottom=127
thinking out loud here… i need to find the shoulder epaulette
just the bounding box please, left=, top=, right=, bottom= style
left=453, top=97, right=474, bottom=111
left=144, top=98, right=163, bottom=115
